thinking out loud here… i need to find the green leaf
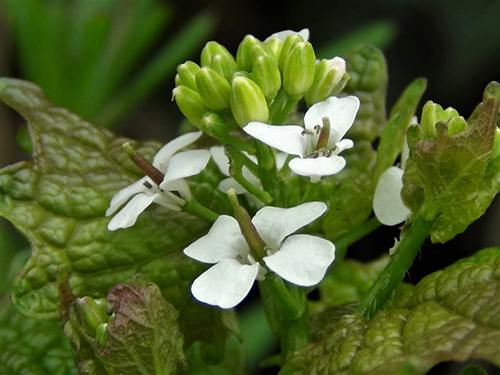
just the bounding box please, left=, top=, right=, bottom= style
left=402, top=81, right=500, bottom=243
left=0, top=78, right=233, bottom=361
left=281, top=247, right=500, bottom=375
left=343, top=44, right=388, bottom=142
left=0, top=298, right=77, bottom=375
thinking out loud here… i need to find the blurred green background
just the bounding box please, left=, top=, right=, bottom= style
left=0, top=0, right=499, bottom=373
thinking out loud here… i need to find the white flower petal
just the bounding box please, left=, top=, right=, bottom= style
left=190, top=259, right=260, bottom=309
left=264, top=234, right=335, bottom=286
left=210, top=146, right=230, bottom=176
left=289, top=155, right=346, bottom=179
left=304, top=96, right=360, bottom=147
left=244, top=122, right=307, bottom=156
left=265, top=28, right=309, bottom=42
left=107, top=193, right=157, bottom=231
left=373, top=166, right=410, bottom=226
left=183, top=215, right=249, bottom=263
left=275, top=152, right=288, bottom=171
left=106, top=177, right=152, bottom=216
left=334, top=138, right=354, bottom=154
left=218, top=177, right=247, bottom=195
left=252, top=202, right=327, bottom=248
left=161, top=179, right=191, bottom=201
left=161, top=149, right=211, bottom=185
left=152, top=131, right=202, bottom=171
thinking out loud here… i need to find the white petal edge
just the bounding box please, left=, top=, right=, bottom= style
left=161, top=149, right=211, bottom=185
left=106, top=177, right=151, bottom=216
left=183, top=215, right=249, bottom=263
left=304, top=96, right=360, bottom=146
left=107, top=193, right=157, bottom=231
left=244, top=122, right=307, bottom=156
left=266, top=28, right=309, bottom=42
left=289, top=155, right=346, bottom=179
left=210, top=146, right=230, bottom=176
left=190, top=259, right=260, bottom=309
left=373, top=166, right=410, bottom=226
left=218, top=177, right=248, bottom=195
left=252, top=202, right=327, bottom=248
left=334, top=138, right=354, bottom=154
left=160, top=179, right=191, bottom=202
left=264, top=234, right=335, bottom=286
left=152, top=131, right=202, bottom=171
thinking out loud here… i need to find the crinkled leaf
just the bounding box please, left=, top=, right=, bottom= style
left=59, top=275, right=186, bottom=374
left=0, top=298, right=77, bottom=375
left=0, top=78, right=233, bottom=359
left=281, top=247, right=500, bottom=375
left=402, top=81, right=500, bottom=243
left=343, top=44, right=387, bottom=142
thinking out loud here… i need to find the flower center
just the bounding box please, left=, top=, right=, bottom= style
left=303, top=116, right=332, bottom=158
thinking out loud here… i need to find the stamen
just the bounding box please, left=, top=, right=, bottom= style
left=122, top=143, right=165, bottom=186
left=314, top=117, right=331, bottom=151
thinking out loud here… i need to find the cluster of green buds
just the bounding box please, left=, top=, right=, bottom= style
left=67, top=296, right=112, bottom=350
left=172, top=29, right=349, bottom=135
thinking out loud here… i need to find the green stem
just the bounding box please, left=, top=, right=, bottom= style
left=255, top=141, right=285, bottom=206
left=271, top=95, right=301, bottom=125
left=183, top=197, right=219, bottom=223
left=333, top=216, right=382, bottom=262
left=354, top=216, right=433, bottom=319
left=268, top=89, right=287, bottom=123
left=300, top=180, right=322, bottom=203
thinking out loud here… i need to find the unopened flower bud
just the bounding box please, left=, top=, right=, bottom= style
left=176, top=61, right=201, bottom=91
left=305, top=57, right=346, bottom=105
left=282, top=41, right=316, bottom=99
left=200, top=112, right=234, bottom=138
left=251, top=42, right=275, bottom=61
left=264, top=37, right=283, bottom=60
left=447, top=116, right=468, bottom=136
left=421, top=101, right=460, bottom=139
left=175, top=74, right=182, bottom=87
left=252, top=55, right=281, bottom=101
left=278, top=34, right=305, bottom=71
left=236, top=34, right=260, bottom=72
left=230, top=75, right=269, bottom=127
left=95, top=323, right=109, bottom=348
left=201, top=41, right=237, bottom=80
left=195, top=67, right=231, bottom=111
left=172, top=85, right=208, bottom=127
left=75, top=297, right=109, bottom=337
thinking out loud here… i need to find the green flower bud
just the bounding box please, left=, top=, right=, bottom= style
left=176, top=61, right=201, bottom=91
left=236, top=34, right=260, bottom=72
left=251, top=42, right=275, bottom=61
left=210, top=54, right=236, bottom=81
left=200, top=111, right=234, bottom=138
left=201, top=41, right=237, bottom=80
left=252, top=55, right=281, bottom=101
left=282, top=41, right=316, bottom=99
left=95, top=323, right=109, bottom=348
left=230, top=75, right=269, bottom=127
left=420, top=101, right=459, bottom=139
left=175, top=74, right=182, bottom=87
left=264, top=37, right=283, bottom=60
left=305, top=57, right=346, bottom=105
left=195, top=67, right=231, bottom=111
left=172, top=85, right=208, bottom=127
left=75, top=297, right=109, bottom=337
left=278, top=34, right=304, bottom=71
left=447, top=116, right=468, bottom=136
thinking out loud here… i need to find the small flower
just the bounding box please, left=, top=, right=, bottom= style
left=265, top=28, right=310, bottom=42
left=183, top=202, right=335, bottom=309
left=243, top=96, right=360, bottom=182
left=106, top=132, right=210, bottom=230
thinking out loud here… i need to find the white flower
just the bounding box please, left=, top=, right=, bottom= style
left=266, top=28, right=310, bottom=42
left=106, top=131, right=210, bottom=230
left=243, top=96, right=360, bottom=182
left=183, top=202, right=335, bottom=309
left=373, top=135, right=412, bottom=226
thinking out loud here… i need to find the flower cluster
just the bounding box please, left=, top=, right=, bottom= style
left=106, top=29, right=364, bottom=309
